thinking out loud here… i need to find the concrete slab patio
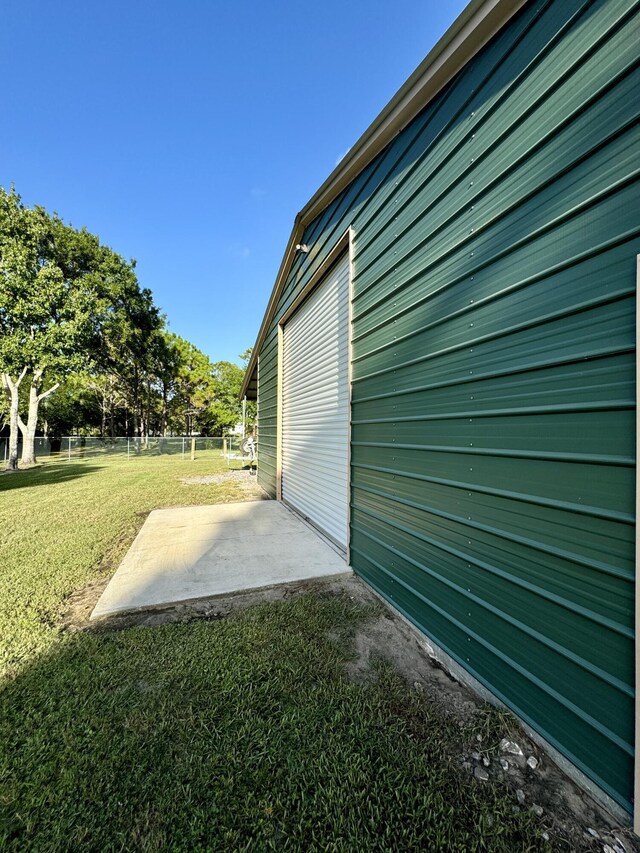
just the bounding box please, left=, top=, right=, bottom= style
left=91, top=500, right=351, bottom=619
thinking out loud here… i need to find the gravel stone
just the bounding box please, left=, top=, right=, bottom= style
left=499, top=738, right=524, bottom=756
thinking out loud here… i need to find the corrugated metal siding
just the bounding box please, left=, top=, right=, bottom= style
left=256, top=0, right=639, bottom=809
left=282, top=256, right=350, bottom=547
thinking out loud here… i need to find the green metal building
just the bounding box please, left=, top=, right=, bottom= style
left=242, top=0, right=639, bottom=819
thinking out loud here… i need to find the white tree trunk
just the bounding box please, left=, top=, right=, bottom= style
left=2, top=368, right=27, bottom=470
left=2, top=367, right=27, bottom=471
left=19, top=368, right=59, bottom=466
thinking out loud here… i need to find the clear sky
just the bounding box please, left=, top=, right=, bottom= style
left=2, top=1, right=468, bottom=366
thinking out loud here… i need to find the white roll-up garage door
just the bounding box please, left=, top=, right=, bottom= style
left=282, top=254, right=349, bottom=550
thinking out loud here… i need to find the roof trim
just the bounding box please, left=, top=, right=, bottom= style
left=241, top=0, right=528, bottom=399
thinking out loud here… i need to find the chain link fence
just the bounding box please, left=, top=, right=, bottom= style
left=0, top=435, right=256, bottom=469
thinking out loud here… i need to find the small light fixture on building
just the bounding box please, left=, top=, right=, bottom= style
left=295, top=243, right=310, bottom=253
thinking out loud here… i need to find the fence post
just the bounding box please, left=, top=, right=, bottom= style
left=127, top=438, right=130, bottom=461
left=182, top=437, right=185, bottom=460
left=223, top=437, right=227, bottom=458
left=68, top=436, right=71, bottom=462
left=191, top=437, right=196, bottom=461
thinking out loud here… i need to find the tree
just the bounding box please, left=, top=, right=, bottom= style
left=152, top=332, right=182, bottom=436
left=168, top=337, right=216, bottom=435
left=0, top=185, right=157, bottom=466
left=207, top=361, right=245, bottom=434
left=92, top=248, right=161, bottom=439
left=0, top=187, right=91, bottom=467
left=44, top=373, right=117, bottom=437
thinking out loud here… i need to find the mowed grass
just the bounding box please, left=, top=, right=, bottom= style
left=0, top=452, right=249, bottom=677
left=0, top=457, right=548, bottom=851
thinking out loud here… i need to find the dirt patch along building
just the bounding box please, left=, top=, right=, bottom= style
left=242, top=0, right=639, bottom=824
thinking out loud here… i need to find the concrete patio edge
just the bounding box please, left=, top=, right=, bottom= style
left=91, top=500, right=351, bottom=619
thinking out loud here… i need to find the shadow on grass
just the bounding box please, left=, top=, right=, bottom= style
left=0, top=463, right=104, bottom=492
left=0, top=594, right=546, bottom=852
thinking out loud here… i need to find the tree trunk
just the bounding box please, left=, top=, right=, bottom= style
left=145, top=380, right=151, bottom=443
left=1, top=369, right=26, bottom=470
left=110, top=380, right=116, bottom=438
left=161, top=386, right=168, bottom=437
left=132, top=365, right=139, bottom=438
left=18, top=388, right=38, bottom=466
left=101, top=385, right=107, bottom=437
left=19, top=368, right=59, bottom=466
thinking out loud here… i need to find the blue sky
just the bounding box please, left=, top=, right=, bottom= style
left=2, top=1, right=467, bottom=365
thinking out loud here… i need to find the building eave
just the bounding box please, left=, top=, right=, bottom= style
left=241, top=0, right=527, bottom=399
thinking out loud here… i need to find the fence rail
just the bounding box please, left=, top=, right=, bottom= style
left=0, top=435, right=254, bottom=467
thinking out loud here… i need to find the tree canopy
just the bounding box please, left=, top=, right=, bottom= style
left=0, top=185, right=252, bottom=468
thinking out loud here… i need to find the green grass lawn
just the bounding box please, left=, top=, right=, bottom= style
left=0, top=453, right=250, bottom=677
left=0, top=456, right=548, bottom=851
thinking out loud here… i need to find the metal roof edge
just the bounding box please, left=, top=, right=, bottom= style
left=241, top=0, right=528, bottom=399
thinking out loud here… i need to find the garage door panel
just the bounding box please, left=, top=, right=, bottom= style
left=282, top=255, right=350, bottom=549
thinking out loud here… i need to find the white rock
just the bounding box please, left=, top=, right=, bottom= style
left=532, top=804, right=543, bottom=817
left=586, top=828, right=600, bottom=839
left=499, top=738, right=523, bottom=756
left=604, top=846, right=617, bottom=853
left=482, top=756, right=490, bottom=767
left=471, top=751, right=482, bottom=761
left=516, top=789, right=526, bottom=805
left=500, top=758, right=510, bottom=771
left=542, top=832, right=550, bottom=842
left=526, top=755, right=539, bottom=770
left=474, top=766, right=489, bottom=782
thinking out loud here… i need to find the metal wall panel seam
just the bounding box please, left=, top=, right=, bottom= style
left=350, top=442, right=633, bottom=466
left=350, top=544, right=631, bottom=810
left=353, top=344, right=636, bottom=402
left=352, top=227, right=640, bottom=348
left=351, top=466, right=633, bottom=524
left=352, top=273, right=636, bottom=362
left=351, top=500, right=632, bottom=635
left=350, top=0, right=566, bottom=256
left=352, top=521, right=632, bottom=693
left=352, top=169, right=640, bottom=325
left=352, top=39, right=640, bottom=281
left=352, top=481, right=633, bottom=580
left=352, top=289, right=635, bottom=383
left=350, top=541, right=632, bottom=753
